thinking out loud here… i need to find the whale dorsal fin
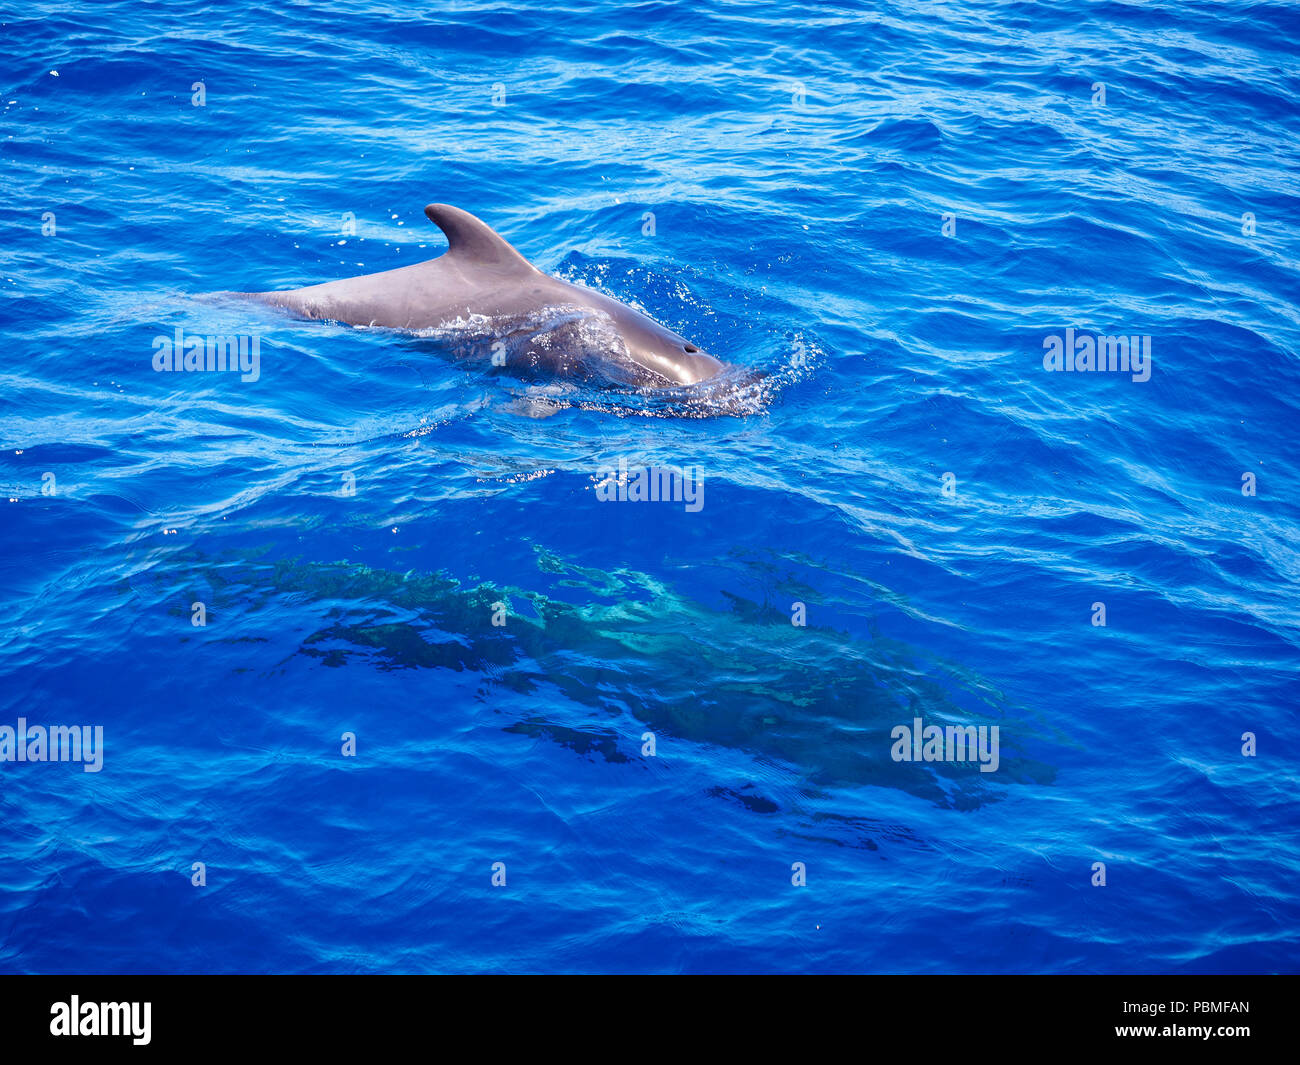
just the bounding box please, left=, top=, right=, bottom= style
left=424, top=203, right=535, bottom=273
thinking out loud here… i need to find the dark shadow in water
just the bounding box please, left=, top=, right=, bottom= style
left=141, top=541, right=1063, bottom=817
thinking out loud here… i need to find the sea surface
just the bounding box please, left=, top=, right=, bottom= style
left=1, top=0, right=1297, bottom=974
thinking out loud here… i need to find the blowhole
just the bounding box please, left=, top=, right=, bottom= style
left=683, top=344, right=698, bottom=353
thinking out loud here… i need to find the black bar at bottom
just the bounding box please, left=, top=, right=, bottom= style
left=0, top=974, right=1286, bottom=1052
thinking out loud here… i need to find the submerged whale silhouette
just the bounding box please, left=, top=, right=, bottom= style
left=238, top=203, right=728, bottom=388
left=136, top=542, right=1060, bottom=811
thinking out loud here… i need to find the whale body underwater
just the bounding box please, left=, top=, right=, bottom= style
left=232, top=203, right=731, bottom=389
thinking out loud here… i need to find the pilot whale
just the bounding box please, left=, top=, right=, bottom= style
left=237, top=203, right=728, bottom=388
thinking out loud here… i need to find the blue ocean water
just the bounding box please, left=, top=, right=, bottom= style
left=2, top=0, right=1297, bottom=974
